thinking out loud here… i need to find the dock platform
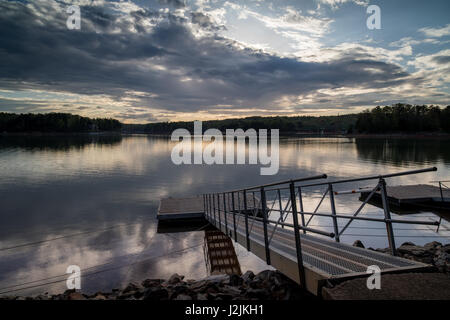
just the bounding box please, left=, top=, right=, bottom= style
left=361, top=184, right=450, bottom=210
left=157, top=196, right=205, bottom=220
left=157, top=194, right=261, bottom=221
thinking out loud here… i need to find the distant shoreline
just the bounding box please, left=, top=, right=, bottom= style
left=0, top=131, right=123, bottom=136
left=2, top=131, right=450, bottom=139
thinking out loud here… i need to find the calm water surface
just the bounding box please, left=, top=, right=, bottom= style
left=0, top=135, right=449, bottom=296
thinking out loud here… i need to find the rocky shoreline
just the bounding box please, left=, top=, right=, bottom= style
left=2, top=241, right=449, bottom=301
left=355, top=240, right=450, bottom=273
left=2, top=270, right=316, bottom=301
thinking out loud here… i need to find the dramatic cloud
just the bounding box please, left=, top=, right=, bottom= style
left=419, top=24, right=450, bottom=38
left=159, top=0, right=186, bottom=8
left=0, top=0, right=448, bottom=122
left=316, top=0, right=369, bottom=9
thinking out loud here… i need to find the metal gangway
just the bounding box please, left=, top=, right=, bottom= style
left=202, top=167, right=440, bottom=295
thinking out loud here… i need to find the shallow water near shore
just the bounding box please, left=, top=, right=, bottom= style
left=0, top=135, right=449, bottom=296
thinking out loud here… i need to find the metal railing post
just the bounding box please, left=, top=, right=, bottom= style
left=207, top=194, right=210, bottom=219
left=290, top=182, right=306, bottom=287
left=252, top=191, right=257, bottom=214
left=208, top=194, right=210, bottom=218
left=203, top=195, right=205, bottom=217
left=298, top=186, right=306, bottom=234
left=243, top=190, right=250, bottom=251
left=260, top=187, right=271, bottom=265
left=379, top=178, right=397, bottom=255
left=232, top=191, right=237, bottom=242
left=216, top=193, right=221, bottom=231
left=223, top=192, right=228, bottom=236
left=277, top=189, right=284, bottom=229
left=207, top=194, right=210, bottom=218
left=328, top=184, right=340, bottom=242
left=209, top=194, right=213, bottom=220
left=212, top=193, right=217, bottom=227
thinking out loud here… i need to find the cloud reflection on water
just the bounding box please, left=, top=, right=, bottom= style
left=0, top=135, right=449, bottom=296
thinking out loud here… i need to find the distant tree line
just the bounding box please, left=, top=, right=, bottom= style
left=0, top=113, right=121, bottom=132
left=2, top=104, right=449, bottom=134
left=355, top=104, right=450, bottom=133
left=124, top=114, right=358, bottom=134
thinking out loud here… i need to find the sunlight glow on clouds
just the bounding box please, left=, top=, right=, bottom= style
left=0, top=0, right=448, bottom=123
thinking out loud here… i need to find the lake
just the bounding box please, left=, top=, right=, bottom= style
left=0, top=135, right=449, bottom=296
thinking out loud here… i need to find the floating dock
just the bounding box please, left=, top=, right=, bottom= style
left=361, top=184, right=450, bottom=211
left=157, top=196, right=205, bottom=220
left=157, top=194, right=261, bottom=221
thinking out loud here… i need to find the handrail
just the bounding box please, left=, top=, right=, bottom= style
left=223, top=174, right=327, bottom=193
left=288, top=211, right=439, bottom=226
left=235, top=214, right=335, bottom=238
left=298, top=167, right=437, bottom=188
left=203, top=167, right=441, bottom=288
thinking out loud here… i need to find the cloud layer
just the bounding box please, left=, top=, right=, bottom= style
left=0, top=0, right=448, bottom=122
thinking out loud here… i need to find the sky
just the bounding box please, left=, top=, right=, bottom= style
left=0, top=0, right=449, bottom=123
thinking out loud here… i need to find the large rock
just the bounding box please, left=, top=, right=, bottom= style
left=221, top=285, right=242, bottom=296
left=241, top=271, right=255, bottom=283
left=122, top=282, right=142, bottom=294
left=229, top=274, right=243, bottom=286
left=167, top=273, right=184, bottom=285
left=434, top=252, right=450, bottom=272
left=424, top=241, right=442, bottom=251
left=169, top=284, right=191, bottom=299
left=67, top=292, right=86, bottom=300
left=255, top=270, right=275, bottom=281
left=353, top=240, right=365, bottom=248
left=441, top=244, right=450, bottom=254
left=141, top=279, right=163, bottom=288
left=92, top=294, right=107, bottom=300
left=204, top=274, right=230, bottom=283
left=397, top=243, right=430, bottom=257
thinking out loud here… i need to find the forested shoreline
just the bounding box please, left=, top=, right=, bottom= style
left=355, top=104, right=450, bottom=134
left=0, top=113, right=121, bottom=133
left=1, top=104, right=449, bottom=134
